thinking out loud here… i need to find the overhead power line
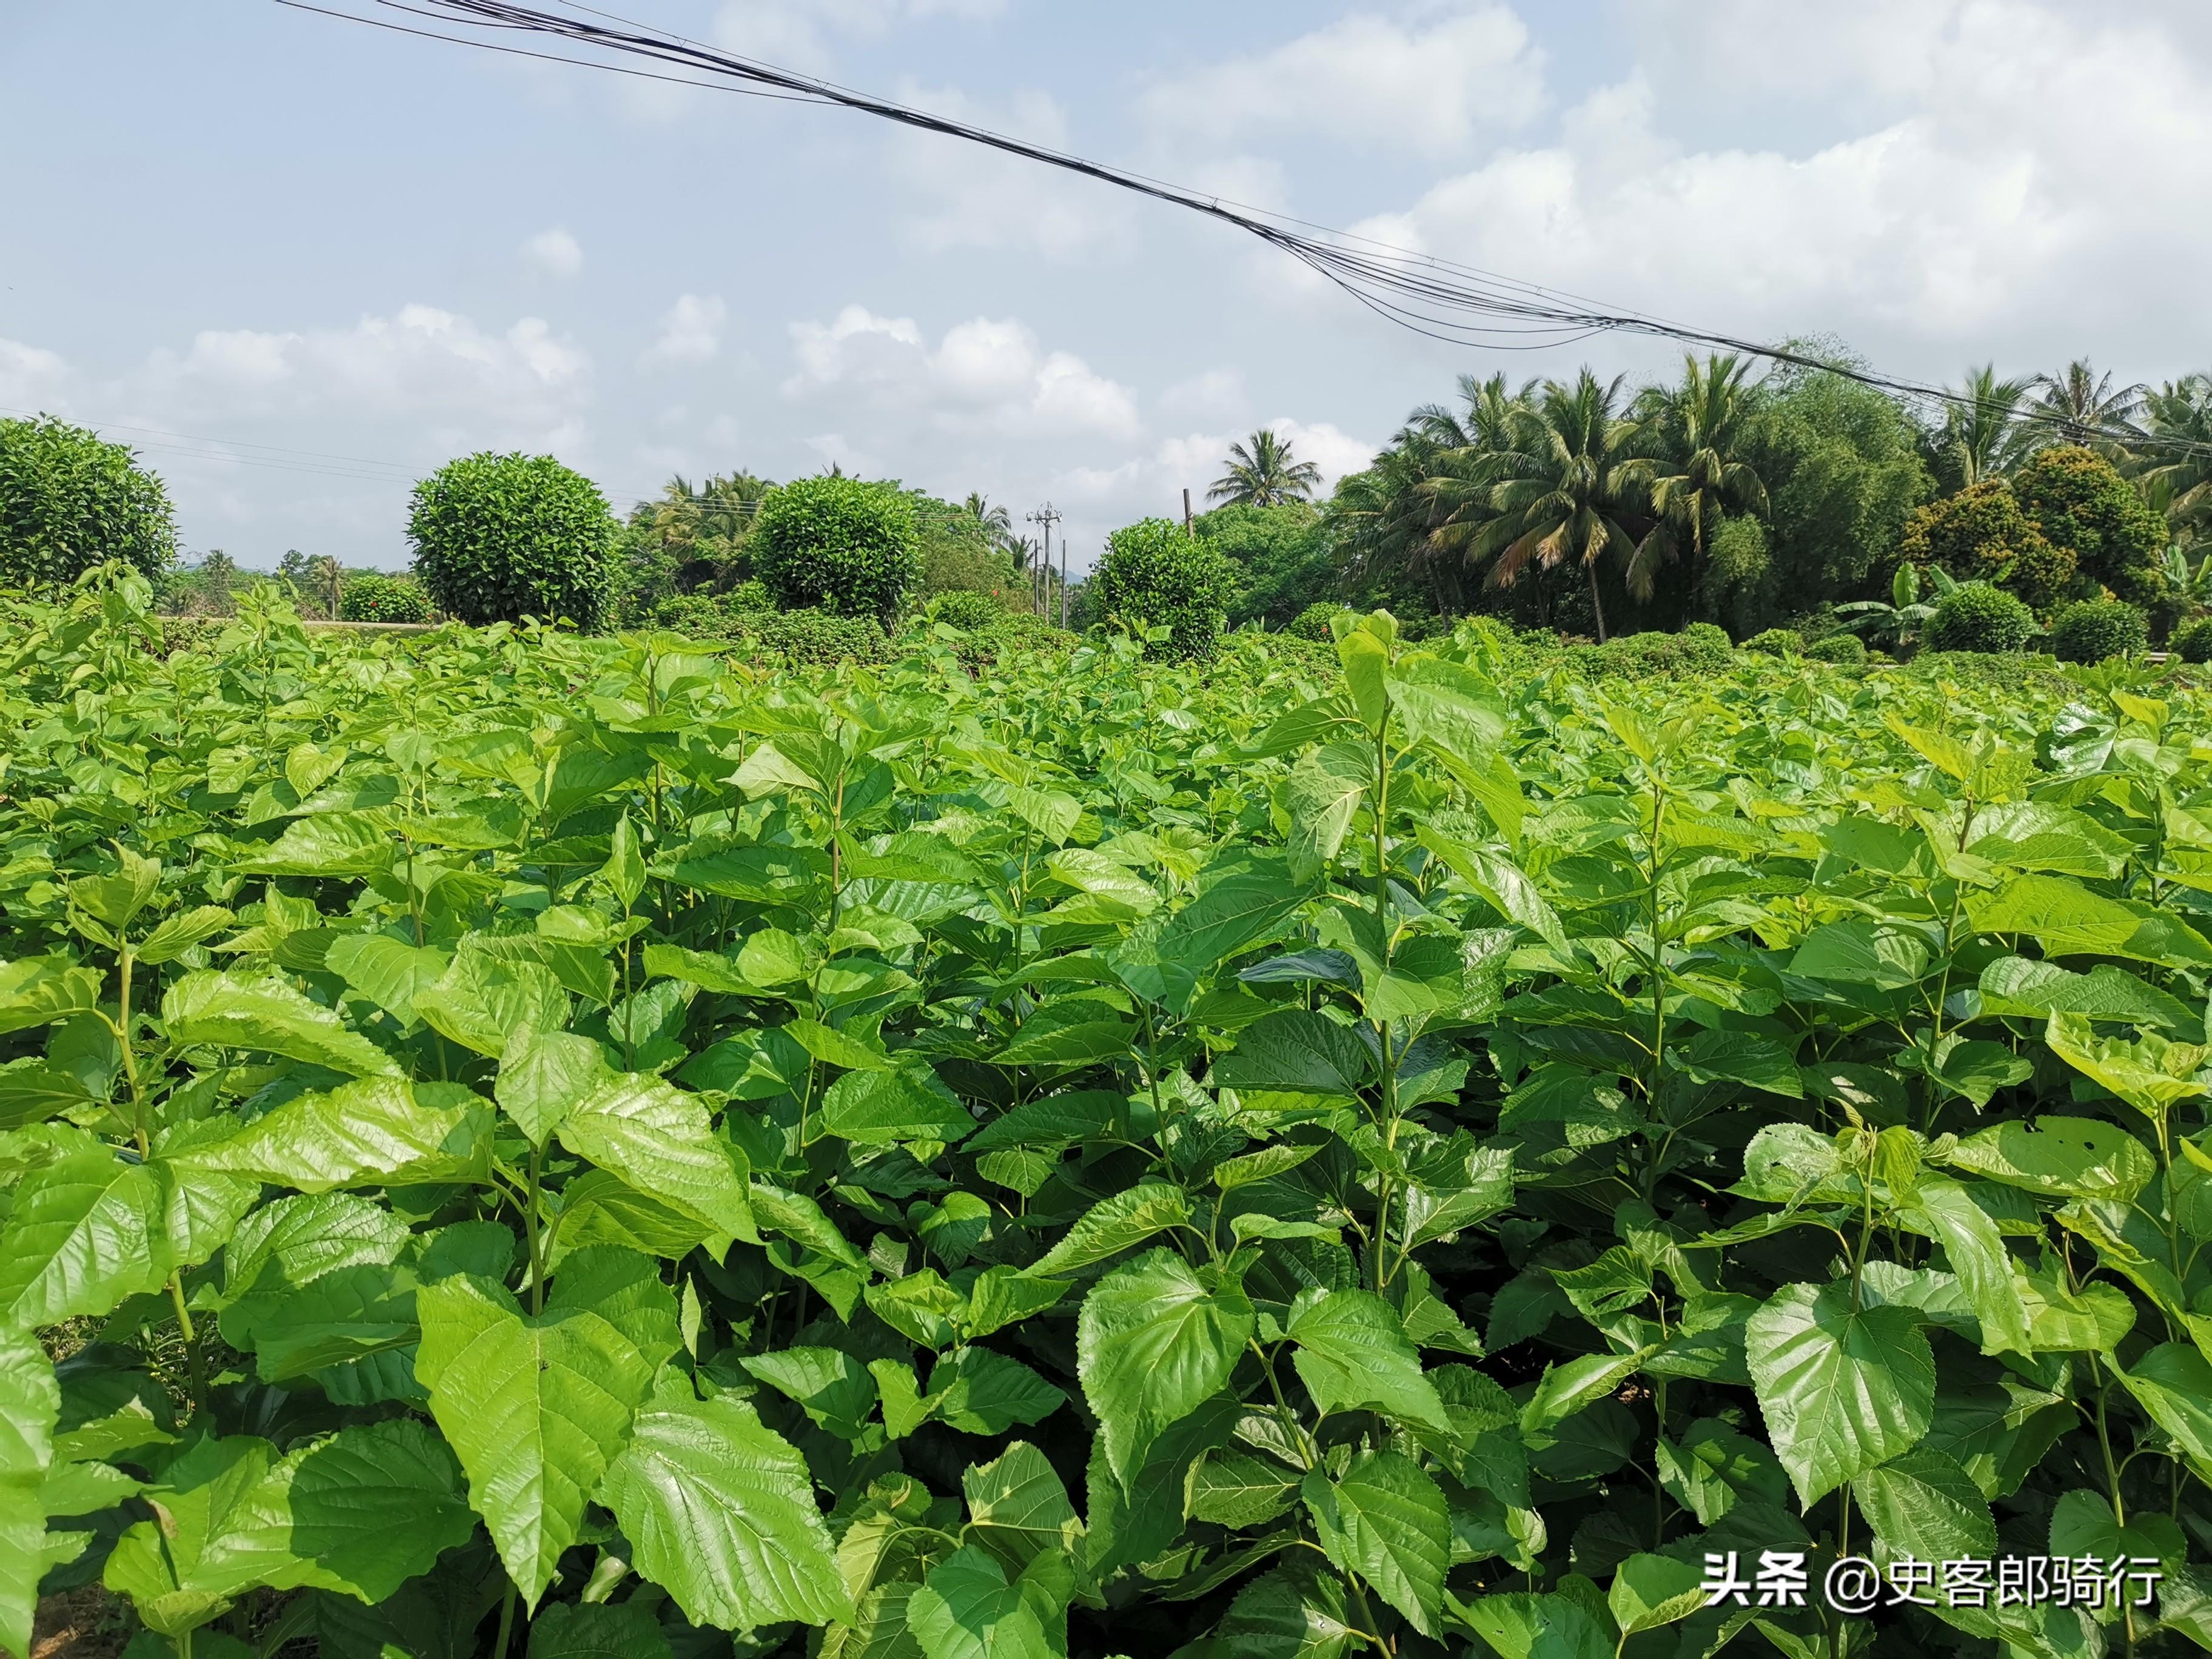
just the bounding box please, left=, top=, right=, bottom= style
left=267, top=0, right=2212, bottom=463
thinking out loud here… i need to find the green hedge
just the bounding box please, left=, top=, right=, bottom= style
left=1740, top=627, right=1801, bottom=656
left=339, top=572, right=434, bottom=624
left=2175, top=617, right=2212, bottom=665
left=1805, top=632, right=1868, bottom=666
left=408, top=452, right=617, bottom=629
left=752, top=477, right=920, bottom=623
left=2046, top=598, right=2148, bottom=663
left=1093, top=518, right=1235, bottom=660
left=0, top=415, right=177, bottom=588
left=1925, top=581, right=2035, bottom=653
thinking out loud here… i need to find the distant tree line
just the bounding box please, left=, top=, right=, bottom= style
left=1181, top=348, right=2211, bottom=651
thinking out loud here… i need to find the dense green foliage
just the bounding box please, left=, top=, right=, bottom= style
left=339, top=573, right=435, bottom=625
left=2177, top=617, right=2212, bottom=665
left=1926, top=581, right=2037, bottom=654
left=0, top=416, right=177, bottom=589
left=2012, top=445, right=2167, bottom=603
left=1804, top=631, right=1868, bottom=666
left=1196, top=502, right=1335, bottom=631
left=1090, top=517, right=1235, bottom=660
left=1901, top=481, right=2070, bottom=605
left=752, top=477, right=921, bottom=625
left=408, top=453, right=618, bottom=631
left=1739, top=627, right=1800, bottom=657
left=2047, top=598, right=2150, bottom=664
left=9, top=566, right=2212, bottom=1659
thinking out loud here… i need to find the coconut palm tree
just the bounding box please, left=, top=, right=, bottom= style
left=1933, top=364, right=2040, bottom=488
left=1209, top=429, right=1322, bottom=507
left=1467, top=370, right=1647, bottom=642
left=963, top=492, right=1019, bottom=551
left=2133, top=375, right=2212, bottom=538
left=1631, top=353, right=1769, bottom=603
left=2028, top=360, right=2146, bottom=449
left=307, top=553, right=345, bottom=621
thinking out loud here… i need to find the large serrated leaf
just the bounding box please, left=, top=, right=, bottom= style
left=415, top=1274, right=655, bottom=1606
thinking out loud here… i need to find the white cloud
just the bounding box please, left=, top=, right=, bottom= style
left=133, top=306, right=591, bottom=442
left=713, top=0, right=1005, bottom=75
left=0, top=340, right=73, bottom=413
left=1141, top=5, right=1546, bottom=159
left=520, top=227, right=583, bottom=280
left=1267, top=1, right=2212, bottom=376
left=646, top=294, right=729, bottom=364
left=785, top=304, right=1139, bottom=442
left=886, top=82, right=1138, bottom=261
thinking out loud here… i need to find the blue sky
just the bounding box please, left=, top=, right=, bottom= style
left=5, top=0, right=2211, bottom=569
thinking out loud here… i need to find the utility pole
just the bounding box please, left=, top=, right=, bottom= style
left=1183, top=488, right=1193, bottom=538
left=1026, top=503, right=1062, bottom=622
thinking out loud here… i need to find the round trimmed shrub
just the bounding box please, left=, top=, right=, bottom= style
left=1682, top=622, right=1734, bottom=666
left=927, top=590, right=1005, bottom=631
left=751, top=476, right=919, bottom=623
left=2174, top=617, right=2212, bottom=664
left=1741, top=628, right=1801, bottom=657
left=1806, top=632, right=1868, bottom=666
left=1285, top=601, right=1347, bottom=642
left=407, top=452, right=617, bottom=629
left=339, top=572, right=433, bottom=624
left=1093, top=517, right=1235, bottom=660
left=2046, top=598, right=2148, bottom=663
left=0, top=415, right=177, bottom=588
left=1925, top=581, right=2035, bottom=654
left=1901, top=481, right=2073, bottom=606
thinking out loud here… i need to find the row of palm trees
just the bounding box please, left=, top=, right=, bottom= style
left=1323, top=354, right=2212, bottom=639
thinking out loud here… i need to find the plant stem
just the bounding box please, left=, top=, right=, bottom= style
left=525, top=1147, right=546, bottom=1314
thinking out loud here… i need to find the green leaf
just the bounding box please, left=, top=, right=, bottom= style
left=495, top=1025, right=617, bottom=1147
left=324, top=935, right=451, bottom=1028
left=412, top=953, right=569, bottom=1061
left=743, top=1349, right=880, bottom=1440
left=1026, top=1184, right=1190, bottom=1277
left=2045, top=1014, right=2210, bottom=1118
left=557, top=1073, right=756, bottom=1244
left=1968, top=875, right=2212, bottom=967
left=0, top=1331, right=58, bottom=1659
left=908, top=1544, right=1064, bottom=1659
left=600, top=1388, right=851, bottom=1630
left=928, top=1348, right=1066, bottom=1436
left=1284, top=1288, right=1449, bottom=1430
left=1214, top=1566, right=1356, bottom=1659
left=193, top=1418, right=476, bottom=1601
left=1608, top=1552, right=1707, bottom=1636
left=1678, top=1028, right=1803, bottom=1098
left=234, top=813, right=395, bottom=877
left=1788, top=921, right=1929, bottom=990
left=1897, top=1177, right=2031, bottom=1356
left=529, top=1603, right=673, bottom=1659
left=1946, top=1116, right=2154, bottom=1202
left=1978, top=956, right=2199, bottom=1033
left=1654, top=1418, right=1788, bottom=1524
left=1300, top=1449, right=1447, bottom=1637
left=414, top=1273, right=655, bottom=1607
left=0, top=956, right=102, bottom=1036
left=163, top=970, right=401, bottom=1077
left=2117, top=1344, right=2212, bottom=1482
left=137, top=906, right=237, bottom=966
left=962, top=1441, right=1081, bottom=1572
left=1745, top=1282, right=1935, bottom=1507
left=1078, top=1248, right=1254, bottom=1484
left=820, top=1066, right=974, bottom=1147
left=1337, top=629, right=1390, bottom=734
left=173, top=1078, right=493, bottom=1191
left=1413, top=832, right=1567, bottom=953
left=0, top=1148, right=172, bottom=1330
left=1519, top=1351, right=1645, bottom=1438
left=1284, top=743, right=1370, bottom=883
left=1852, top=1447, right=1996, bottom=1567
left=546, top=1247, right=682, bottom=1372
left=1212, top=1010, right=1369, bottom=1096
left=965, top=1269, right=1068, bottom=1339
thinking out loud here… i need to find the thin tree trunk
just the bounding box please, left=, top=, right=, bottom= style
left=1587, top=561, right=1608, bottom=643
